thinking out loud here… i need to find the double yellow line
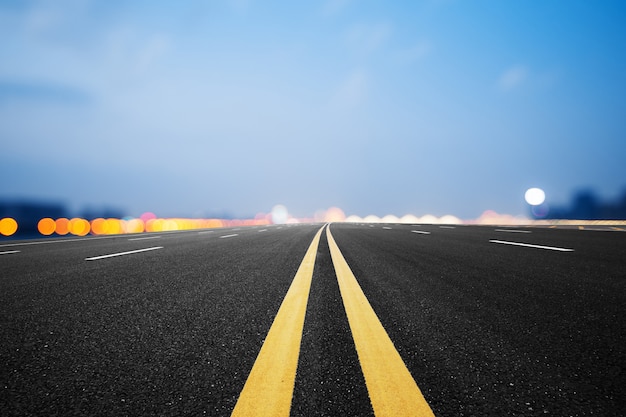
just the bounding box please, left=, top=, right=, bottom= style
left=231, top=224, right=435, bottom=417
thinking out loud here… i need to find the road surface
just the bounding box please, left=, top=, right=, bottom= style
left=1, top=223, right=624, bottom=416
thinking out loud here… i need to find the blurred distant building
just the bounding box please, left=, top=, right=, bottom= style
left=532, top=188, right=626, bottom=220
left=0, top=200, right=68, bottom=236
left=81, top=206, right=126, bottom=220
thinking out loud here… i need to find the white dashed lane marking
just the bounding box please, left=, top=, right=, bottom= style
left=128, top=236, right=161, bottom=241
left=85, top=246, right=164, bottom=261
left=489, top=240, right=574, bottom=252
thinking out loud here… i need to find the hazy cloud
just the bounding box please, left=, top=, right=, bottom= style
left=497, top=65, right=528, bottom=91
left=345, top=22, right=392, bottom=56
left=21, top=0, right=92, bottom=40
left=134, top=35, right=171, bottom=75
left=0, top=79, right=91, bottom=103
left=322, top=0, right=352, bottom=16
left=24, top=6, right=63, bottom=35
left=397, top=39, right=433, bottom=62
left=330, top=70, right=368, bottom=110
left=2, top=1, right=624, bottom=220
left=227, top=0, right=252, bottom=13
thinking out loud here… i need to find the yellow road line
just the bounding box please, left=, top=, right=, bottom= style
left=326, top=226, right=435, bottom=417
left=231, top=225, right=325, bottom=417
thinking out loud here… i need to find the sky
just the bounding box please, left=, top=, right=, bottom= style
left=2, top=0, right=625, bottom=220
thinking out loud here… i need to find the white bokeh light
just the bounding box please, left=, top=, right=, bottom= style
left=525, top=188, right=546, bottom=205
left=271, top=204, right=289, bottom=224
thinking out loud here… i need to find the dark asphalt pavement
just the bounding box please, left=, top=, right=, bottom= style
left=1, top=223, right=624, bottom=416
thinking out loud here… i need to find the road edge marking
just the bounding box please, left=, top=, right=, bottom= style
left=326, top=225, right=435, bottom=417
left=231, top=225, right=325, bottom=417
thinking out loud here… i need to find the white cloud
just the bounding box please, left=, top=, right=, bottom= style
left=497, top=65, right=528, bottom=91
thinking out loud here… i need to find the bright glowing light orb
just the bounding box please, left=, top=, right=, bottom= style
left=525, top=188, right=546, bottom=205
left=271, top=205, right=289, bottom=224
left=324, top=207, right=346, bottom=222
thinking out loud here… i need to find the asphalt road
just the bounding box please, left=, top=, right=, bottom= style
left=1, top=223, right=624, bottom=416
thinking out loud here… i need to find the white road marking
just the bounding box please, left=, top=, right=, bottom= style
left=382, top=227, right=392, bottom=230
left=219, top=234, right=239, bottom=239
left=439, top=226, right=456, bottom=229
left=258, top=229, right=267, bottom=232
left=198, top=230, right=214, bottom=235
left=128, top=236, right=161, bottom=241
left=85, top=246, right=163, bottom=261
left=0, top=235, right=135, bottom=248
left=494, top=229, right=531, bottom=233
left=489, top=240, right=574, bottom=252
left=411, top=230, right=431, bottom=235
left=0, top=250, right=20, bottom=255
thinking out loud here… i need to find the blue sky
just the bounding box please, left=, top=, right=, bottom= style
left=2, top=0, right=625, bottom=219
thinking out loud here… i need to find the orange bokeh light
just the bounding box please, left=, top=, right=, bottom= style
left=0, top=217, right=18, bottom=236
left=145, top=218, right=164, bottom=233
left=38, top=218, right=56, bottom=235
left=90, top=218, right=107, bottom=235
left=55, top=218, right=70, bottom=235
left=69, top=218, right=90, bottom=236
left=31, top=213, right=299, bottom=238
left=206, top=219, right=224, bottom=228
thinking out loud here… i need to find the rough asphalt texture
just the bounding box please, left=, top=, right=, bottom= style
left=1, top=223, right=624, bottom=416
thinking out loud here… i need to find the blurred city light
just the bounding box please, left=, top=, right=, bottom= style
left=0, top=218, right=18, bottom=236
left=2, top=197, right=626, bottom=241
left=37, top=218, right=56, bottom=235
left=525, top=188, right=546, bottom=206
